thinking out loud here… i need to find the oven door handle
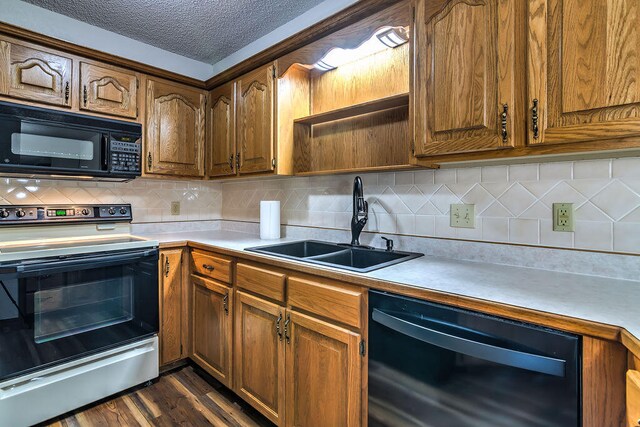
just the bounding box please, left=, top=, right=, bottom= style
left=371, top=308, right=566, bottom=377
left=13, top=249, right=157, bottom=275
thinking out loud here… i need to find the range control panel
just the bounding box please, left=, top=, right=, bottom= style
left=0, top=204, right=132, bottom=225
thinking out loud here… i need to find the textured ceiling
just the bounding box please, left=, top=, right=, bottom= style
left=21, top=0, right=327, bottom=63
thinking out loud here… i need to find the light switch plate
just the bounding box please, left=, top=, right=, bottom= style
left=171, top=201, right=180, bottom=216
left=553, top=203, right=574, bottom=232
left=450, top=204, right=475, bottom=228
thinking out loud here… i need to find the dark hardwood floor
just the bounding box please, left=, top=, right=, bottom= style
left=41, top=365, right=274, bottom=427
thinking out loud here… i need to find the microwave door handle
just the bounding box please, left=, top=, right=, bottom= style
left=371, top=308, right=566, bottom=377
left=17, top=249, right=156, bottom=275
left=102, top=134, right=109, bottom=170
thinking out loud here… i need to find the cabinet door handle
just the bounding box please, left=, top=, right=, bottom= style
left=64, top=81, right=69, bottom=104
left=235, top=152, right=240, bottom=171
left=164, top=257, right=170, bottom=277
left=229, top=154, right=234, bottom=172
left=284, top=315, right=291, bottom=344
left=147, top=152, right=152, bottom=170
left=202, top=264, right=215, bottom=271
left=83, top=85, right=88, bottom=106
left=223, top=292, right=229, bottom=315
left=532, top=99, right=539, bottom=140
left=500, top=104, right=508, bottom=143
left=276, top=313, right=282, bottom=340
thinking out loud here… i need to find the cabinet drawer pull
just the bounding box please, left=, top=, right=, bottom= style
left=223, top=292, right=229, bottom=315
left=284, top=315, right=291, bottom=344
left=276, top=313, right=283, bottom=340
left=164, top=257, right=170, bottom=277
left=500, top=103, right=508, bottom=143
left=532, top=99, right=539, bottom=139
left=202, top=264, right=215, bottom=271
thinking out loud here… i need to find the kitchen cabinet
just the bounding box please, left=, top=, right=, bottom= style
left=207, top=81, right=236, bottom=177
left=236, top=63, right=276, bottom=175
left=234, top=290, right=286, bottom=425
left=285, top=310, right=361, bottom=427
left=413, top=0, right=517, bottom=156
left=0, top=38, right=72, bottom=107
left=527, top=0, right=640, bottom=146
left=191, top=275, right=233, bottom=388
left=159, top=248, right=188, bottom=365
left=79, top=62, right=138, bottom=119
left=146, top=78, right=206, bottom=177
left=628, top=370, right=640, bottom=427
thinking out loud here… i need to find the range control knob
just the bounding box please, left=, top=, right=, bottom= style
left=15, top=209, right=26, bottom=218
left=108, top=208, right=116, bottom=215
left=0, top=209, right=9, bottom=218
left=81, top=208, right=90, bottom=216
left=119, top=207, right=127, bottom=215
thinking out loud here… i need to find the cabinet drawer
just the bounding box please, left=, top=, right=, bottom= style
left=236, top=263, right=286, bottom=303
left=628, top=370, right=640, bottom=427
left=288, top=276, right=363, bottom=329
left=191, top=250, right=232, bottom=284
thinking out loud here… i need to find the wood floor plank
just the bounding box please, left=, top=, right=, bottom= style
left=43, top=366, right=273, bottom=427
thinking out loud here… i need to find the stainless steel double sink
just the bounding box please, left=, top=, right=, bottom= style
left=245, top=240, right=423, bottom=273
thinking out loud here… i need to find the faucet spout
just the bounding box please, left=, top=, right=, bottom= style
left=351, top=176, right=368, bottom=246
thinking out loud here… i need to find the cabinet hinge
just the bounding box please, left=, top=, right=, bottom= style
left=136, top=107, right=139, bottom=117
left=360, top=340, right=366, bottom=357
left=272, top=158, right=276, bottom=168
left=136, top=78, right=139, bottom=89
left=272, top=66, right=276, bottom=79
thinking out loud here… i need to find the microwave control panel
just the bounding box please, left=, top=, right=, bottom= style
left=110, top=137, right=141, bottom=175
left=0, top=204, right=132, bottom=225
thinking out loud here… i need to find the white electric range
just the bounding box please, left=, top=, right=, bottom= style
left=0, top=204, right=160, bottom=427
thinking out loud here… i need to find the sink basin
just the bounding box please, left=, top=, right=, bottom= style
left=245, top=240, right=423, bottom=273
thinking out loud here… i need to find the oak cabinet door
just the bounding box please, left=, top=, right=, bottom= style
left=285, top=310, right=362, bottom=427
left=79, top=62, right=138, bottom=119
left=236, top=63, right=275, bottom=175
left=413, top=0, right=517, bottom=156
left=146, top=78, right=205, bottom=176
left=527, top=0, right=640, bottom=145
left=234, top=290, right=285, bottom=425
left=191, top=275, right=232, bottom=387
left=160, top=249, right=184, bottom=365
left=0, top=39, right=72, bottom=107
left=207, top=81, right=236, bottom=177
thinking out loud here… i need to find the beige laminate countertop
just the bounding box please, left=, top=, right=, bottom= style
left=137, top=229, right=640, bottom=349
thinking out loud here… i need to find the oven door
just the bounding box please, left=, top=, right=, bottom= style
left=0, top=114, right=106, bottom=175
left=0, top=248, right=158, bottom=383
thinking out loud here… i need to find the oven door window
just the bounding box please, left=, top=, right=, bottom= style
left=0, top=250, right=158, bottom=383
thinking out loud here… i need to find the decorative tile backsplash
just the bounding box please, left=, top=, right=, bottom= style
left=222, top=157, right=640, bottom=255
left=0, top=178, right=222, bottom=223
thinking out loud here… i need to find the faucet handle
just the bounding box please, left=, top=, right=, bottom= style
left=381, top=236, right=394, bottom=252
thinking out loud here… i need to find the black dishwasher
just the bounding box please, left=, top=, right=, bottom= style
left=368, top=290, right=580, bottom=427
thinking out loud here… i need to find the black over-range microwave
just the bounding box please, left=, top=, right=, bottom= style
left=0, top=101, right=142, bottom=181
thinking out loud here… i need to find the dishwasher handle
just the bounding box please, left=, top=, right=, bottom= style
left=371, top=308, right=566, bottom=377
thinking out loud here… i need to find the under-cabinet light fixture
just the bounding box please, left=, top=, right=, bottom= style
left=314, top=26, right=409, bottom=71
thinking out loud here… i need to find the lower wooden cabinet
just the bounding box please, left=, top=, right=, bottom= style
left=159, top=248, right=188, bottom=365
left=191, top=275, right=233, bottom=388
left=285, top=310, right=361, bottom=427
left=234, top=290, right=286, bottom=425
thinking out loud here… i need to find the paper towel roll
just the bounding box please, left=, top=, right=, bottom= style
left=260, top=201, right=281, bottom=240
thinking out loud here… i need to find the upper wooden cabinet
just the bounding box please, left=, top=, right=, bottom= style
left=79, top=62, right=138, bottom=119
left=146, top=78, right=206, bottom=177
left=0, top=39, right=72, bottom=108
left=207, top=81, right=236, bottom=177
left=526, top=0, right=640, bottom=146
left=413, top=0, right=517, bottom=157
left=236, top=63, right=276, bottom=175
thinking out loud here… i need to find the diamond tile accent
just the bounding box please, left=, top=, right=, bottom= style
left=590, top=181, right=640, bottom=220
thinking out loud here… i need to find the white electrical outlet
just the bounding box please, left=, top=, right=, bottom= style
left=450, top=204, right=475, bottom=228
left=171, top=201, right=180, bottom=215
